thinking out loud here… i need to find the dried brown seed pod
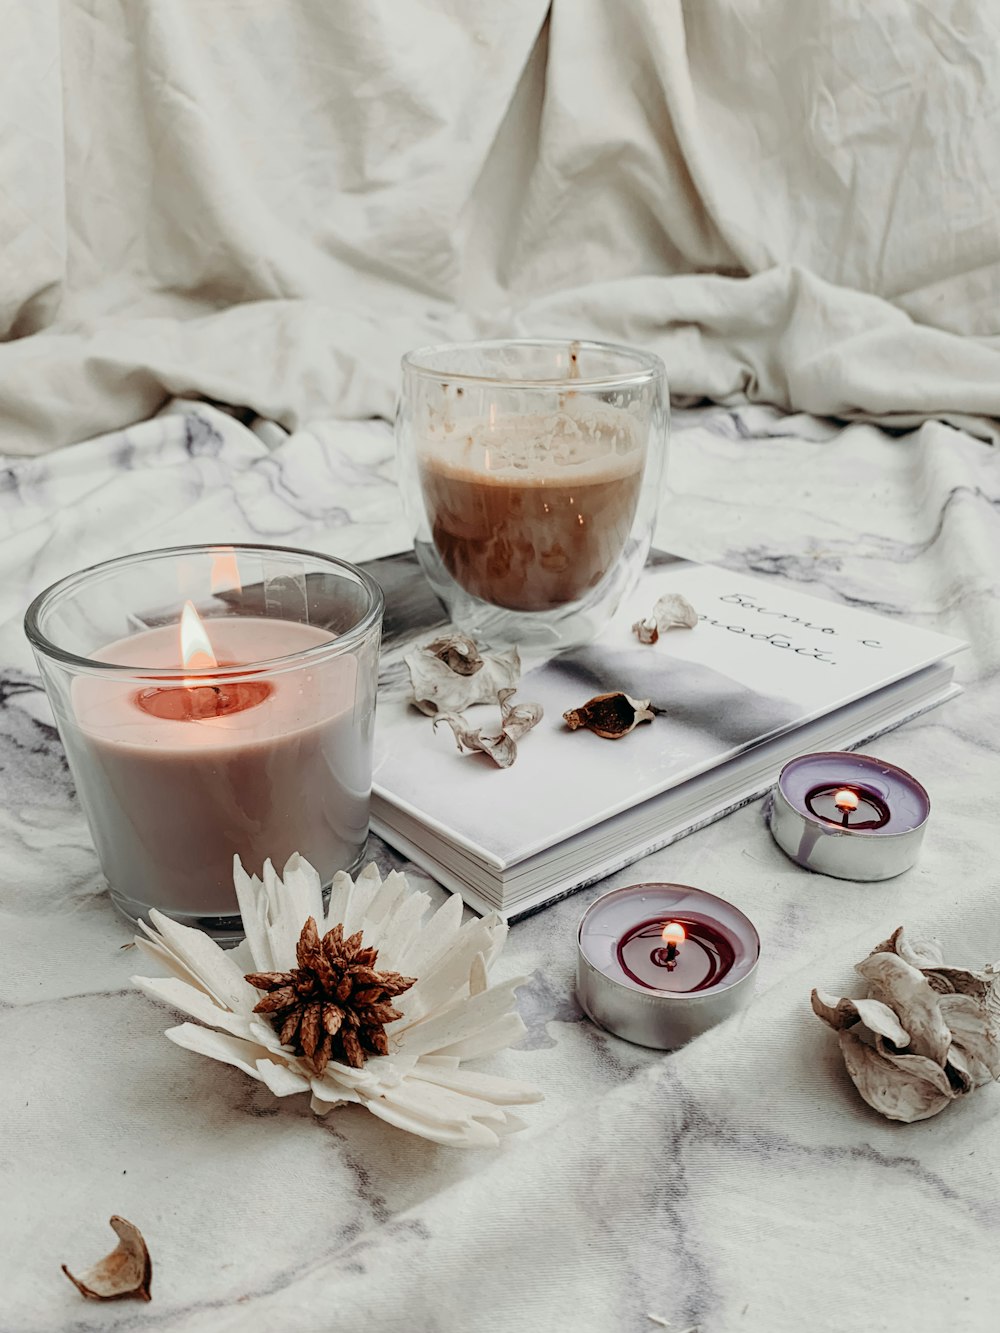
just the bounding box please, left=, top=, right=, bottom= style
left=562, top=692, right=655, bottom=739
left=632, top=616, right=659, bottom=645
left=61, top=1216, right=152, bottom=1303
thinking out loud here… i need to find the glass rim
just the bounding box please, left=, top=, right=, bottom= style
left=401, top=337, right=666, bottom=391
left=24, top=542, right=385, bottom=679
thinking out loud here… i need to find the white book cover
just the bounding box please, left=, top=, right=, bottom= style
left=369, top=552, right=965, bottom=875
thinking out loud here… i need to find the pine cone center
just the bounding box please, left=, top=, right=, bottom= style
left=245, top=917, right=416, bottom=1073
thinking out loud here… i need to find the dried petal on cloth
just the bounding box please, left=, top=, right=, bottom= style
left=404, top=636, right=521, bottom=715
left=854, top=953, right=952, bottom=1064
left=562, top=692, right=655, bottom=739
left=837, top=1030, right=954, bottom=1123
left=810, top=990, right=910, bottom=1047
left=812, top=925, right=1000, bottom=1123
left=435, top=688, right=543, bottom=769
left=61, top=1217, right=152, bottom=1303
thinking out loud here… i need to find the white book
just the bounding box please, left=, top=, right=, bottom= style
left=368, top=552, right=964, bottom=919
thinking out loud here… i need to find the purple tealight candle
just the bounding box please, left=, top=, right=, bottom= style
left=767, top=751, right=930, bottom=881
left=576, top=883, right=760, bottom=1050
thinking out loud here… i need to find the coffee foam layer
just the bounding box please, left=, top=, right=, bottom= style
left=420, top=404, right=644, bottom=481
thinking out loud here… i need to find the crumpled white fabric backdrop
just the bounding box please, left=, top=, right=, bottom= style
left=2, top=0, right=1000, bottom=455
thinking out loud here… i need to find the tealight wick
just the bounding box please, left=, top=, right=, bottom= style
left=659, top=920, right=686, bottom=970
left=833, top=787, right=860, bottom=828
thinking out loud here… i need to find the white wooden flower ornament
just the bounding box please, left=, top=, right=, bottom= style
left=133, top=855, right=542, bottom=1147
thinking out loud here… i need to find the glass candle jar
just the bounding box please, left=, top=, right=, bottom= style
left=24, top=544, right=383, bottom=940
left=396, top=339, right=669, bottom=650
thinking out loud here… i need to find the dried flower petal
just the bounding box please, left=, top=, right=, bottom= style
left=814, top=925, right=1000, bottom=1123
left=495, top=688, right=543, bottom=741
left=871, top=925, right=945, bottom=969
left=855, top=953, right=951, bottom=1065
left=633, top=592, right=698, bottom=643
left=837, top=1030, right=952, bottom=1122
left=843, top=1030, right=956, bottom=1122
left=563, top=692, right=655, bottom=739
left=61, top=1216, right=152, bottom=1303
left=870, top=925, right=999, bottom=1001
left=424, top=635, right=484, bottom=676
left=922, top=966, right=996, bottom=1000
left=939, top=993, right=1000, bottom=1085
left=654, top=592, right=698, bottom=630
left=404, top=636, right=521, bottom=715
left=810, top=989, right=910, bottom=1047
left=435, top=688, right=543, bottom=769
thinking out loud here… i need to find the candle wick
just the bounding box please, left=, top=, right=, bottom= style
left=665, top=942, right=678, bottom=967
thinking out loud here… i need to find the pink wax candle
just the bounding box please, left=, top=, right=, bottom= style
left=69, top=615, right=370, bottom=925
left=25, top=543, right=384, bottom=940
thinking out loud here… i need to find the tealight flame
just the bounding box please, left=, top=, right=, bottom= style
left=210, top=546, right=242, bottom=595
left=661, top=921, right=686, bottom=948
left=834, top=788, right=860, bottom=814
left=180, top=601, right=218, bottom=671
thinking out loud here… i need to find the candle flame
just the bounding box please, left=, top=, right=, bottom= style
left=661, top=921, right=686, bottom=947
left=834, top=788, right=860, bottom=813
left=210, top=546, right=242, bottom=595
left=180, top=601, right=218, bottom=671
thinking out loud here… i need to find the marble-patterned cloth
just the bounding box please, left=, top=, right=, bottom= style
left=2, top=402, right=999, bottom=1332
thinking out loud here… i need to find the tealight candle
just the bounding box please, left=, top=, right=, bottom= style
left=576, top=883, right=760, bottom=1050
left=767, top=750, right=930, bottom=881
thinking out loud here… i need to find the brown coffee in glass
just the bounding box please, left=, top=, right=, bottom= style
left=398, top=340, right=668, bottom=650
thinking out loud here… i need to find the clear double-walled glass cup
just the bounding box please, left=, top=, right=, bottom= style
left=396, top=339, right=669, bottom=650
